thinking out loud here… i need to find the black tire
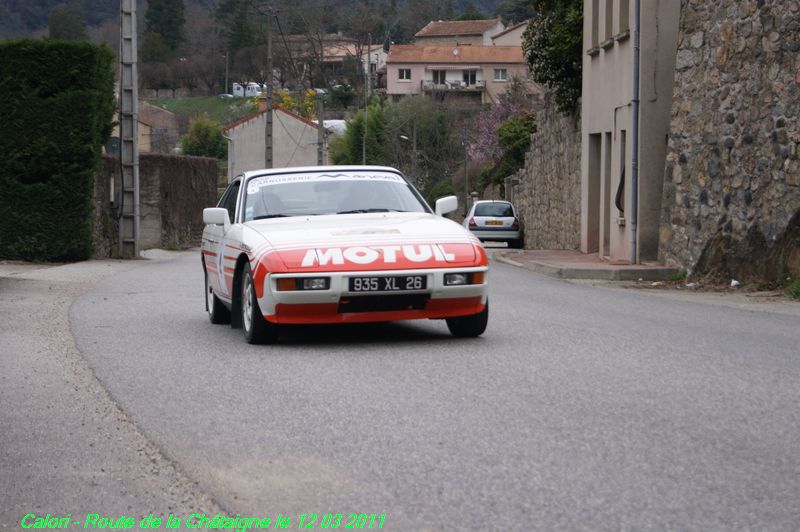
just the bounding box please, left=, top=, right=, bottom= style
left=241, top=262, right=279, bottom=344
left=509, top=238, right=524, bottom=249
left=446, top=300, right=489, bottom=338
left=205, top=271, right=230, bottom=324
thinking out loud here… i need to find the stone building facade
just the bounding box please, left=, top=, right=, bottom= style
left=507, top=94, right=582, bottom=250
left=659, top=0, right=800, bottom=280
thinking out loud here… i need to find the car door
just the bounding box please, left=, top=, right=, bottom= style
left=206, top=178, right=241, bottom=301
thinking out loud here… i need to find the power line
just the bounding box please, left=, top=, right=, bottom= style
left=274, top=14, right=304, bottom=84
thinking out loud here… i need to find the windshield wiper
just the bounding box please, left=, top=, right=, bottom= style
left=252, top=214, right=291, bottom=220
left=336, top=208, right=408, bottom=214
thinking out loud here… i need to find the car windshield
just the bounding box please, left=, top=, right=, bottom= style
left=474, top=203, right=514, bottom=217
left=242, top=171, right=428, bottom=221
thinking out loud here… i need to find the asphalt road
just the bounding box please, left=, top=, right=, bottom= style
left=70, top=251, right=800, bottom=531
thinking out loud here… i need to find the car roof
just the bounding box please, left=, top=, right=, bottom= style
left=241, top=165, right=406, bottom=180
left=474, top=200, right=513, bottom=204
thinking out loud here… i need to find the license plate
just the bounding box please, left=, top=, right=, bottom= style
left=486, top=220, right=503, bottom=226
left=349, top=275, right=427, bottom=292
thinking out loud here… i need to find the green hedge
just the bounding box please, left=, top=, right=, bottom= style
left=0, top=39, right=115, bottom=261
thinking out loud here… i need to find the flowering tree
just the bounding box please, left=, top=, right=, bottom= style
left=468, top=76, right=533, bottom=163
left=271, top=89, right=318, bottom=120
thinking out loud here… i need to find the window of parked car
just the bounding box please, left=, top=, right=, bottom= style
left=474, top=202, right=514, bottom=217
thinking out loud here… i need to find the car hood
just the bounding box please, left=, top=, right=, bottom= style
left=247, top=212, right=482, bottom=272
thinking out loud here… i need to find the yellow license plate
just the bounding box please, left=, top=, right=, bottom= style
left=486, top=220, right=503, bottom=226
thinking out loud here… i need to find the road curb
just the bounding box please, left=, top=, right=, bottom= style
left=494, top=252, right=679, bottom=281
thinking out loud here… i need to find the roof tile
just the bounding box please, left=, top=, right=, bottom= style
left=415, top=18, right=502, bottom=38
left=387, top=45, right=524, bottom=64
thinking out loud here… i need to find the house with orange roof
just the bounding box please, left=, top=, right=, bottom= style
left=386, top=44, right=538, bottom=105
left=414, top=18, right=506, bottom=46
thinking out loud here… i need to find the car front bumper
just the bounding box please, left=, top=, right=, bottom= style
left=260, top=266, right=488, bottom=324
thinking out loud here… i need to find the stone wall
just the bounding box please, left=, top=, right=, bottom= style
left=508, top=94, right=582, bottom=250
left=92, top=157, right=119, bottom=259
left=92, top=154, right=218, bottom=258
left=660, top=0, right=800, bottom=280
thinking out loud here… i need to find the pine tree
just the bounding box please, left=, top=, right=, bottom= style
left=48, top=0, right=88, bottom=41
left=226, top=1, right=256, bottom=53
left=144, top=0, right=186, bottom=53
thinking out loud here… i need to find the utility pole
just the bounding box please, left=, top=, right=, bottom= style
left=362, top=33, right=371, bottom=166
left=265, top=8, right=274, bottom=169
left=461, top=126, right=469, bottom=216
left=362, top=106, right=368, bottom=165
left=317, top=90, right=324, bottom=165
left=410, top=118, right=417, bottom=187
left=366, top=33, right=372, bottom=99
left=118, top=0, right=139, bottom=258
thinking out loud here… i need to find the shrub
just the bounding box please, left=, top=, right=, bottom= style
left=786, top=278, right=800, bottom=299
left=425, top=177, right=455, bottom=207
left=182, top=114, right=227, bottom=159
left=0, top=39, right=115, bottom=261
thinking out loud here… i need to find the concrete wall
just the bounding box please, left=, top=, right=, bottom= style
left=386, top=65, right=428, bottom=96
left=491, top=23, right=528, bottom=46
left=226, top=109, right=327, bottom=180
left=507, top=94, right=582, bottom=250
left=414, top=35, right=483, bottom=46
left=485, top=65, right=533, bottom=103
left=111, top=121, right=152, bottom=153
left=659, top=0, right=800, bottom=281
left=580, top=0, right=679, bottom=262
left=92, top=154, right=218, bottom=257
left=92, top=157, right=119, bottom=259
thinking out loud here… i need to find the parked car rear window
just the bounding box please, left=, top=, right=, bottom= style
left=474, top=203, right=514, bottom=217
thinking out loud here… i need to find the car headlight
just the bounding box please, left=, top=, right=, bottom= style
left=276, top=277, right=330, bottom=291
left=444, top=272, right=485, bottom=286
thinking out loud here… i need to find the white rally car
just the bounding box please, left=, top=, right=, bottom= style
left=201, top=166, right=489, bottom=344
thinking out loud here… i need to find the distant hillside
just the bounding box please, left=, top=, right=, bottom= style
left=0, top=0, right=212, bottom=39
left=0, top=0, right=501, bottom=40
left=0, top=0, right=119, bottom=38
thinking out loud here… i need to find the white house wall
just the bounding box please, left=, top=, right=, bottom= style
left=227, top=110, right=326, bottom=181
left=580, top=0, right=679, bottom=262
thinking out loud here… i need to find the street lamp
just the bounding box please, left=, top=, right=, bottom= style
left=399, top=133, right=417, bottom=187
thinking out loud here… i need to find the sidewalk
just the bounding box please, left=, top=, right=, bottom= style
left=0, top=254, right=221, bottom=527
left=495, top=249, right=679, bottom=281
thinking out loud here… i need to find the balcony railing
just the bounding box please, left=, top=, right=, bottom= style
left=421, top=80, right=485, bottom=92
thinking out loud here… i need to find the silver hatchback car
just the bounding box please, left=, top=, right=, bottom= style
left=464, top=200, right=524, bottom=248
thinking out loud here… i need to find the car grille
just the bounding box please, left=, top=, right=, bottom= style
left=338, top=294, right=429, bottom=313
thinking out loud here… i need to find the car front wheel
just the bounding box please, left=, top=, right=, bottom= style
left=241, top=263, right=279, bottom=344
left=446, top=300, right=489, bottom=338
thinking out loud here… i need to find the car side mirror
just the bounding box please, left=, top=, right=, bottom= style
left=203, top=207, right=230, bottom=231
left=435, top=195, right=458, bottom=216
